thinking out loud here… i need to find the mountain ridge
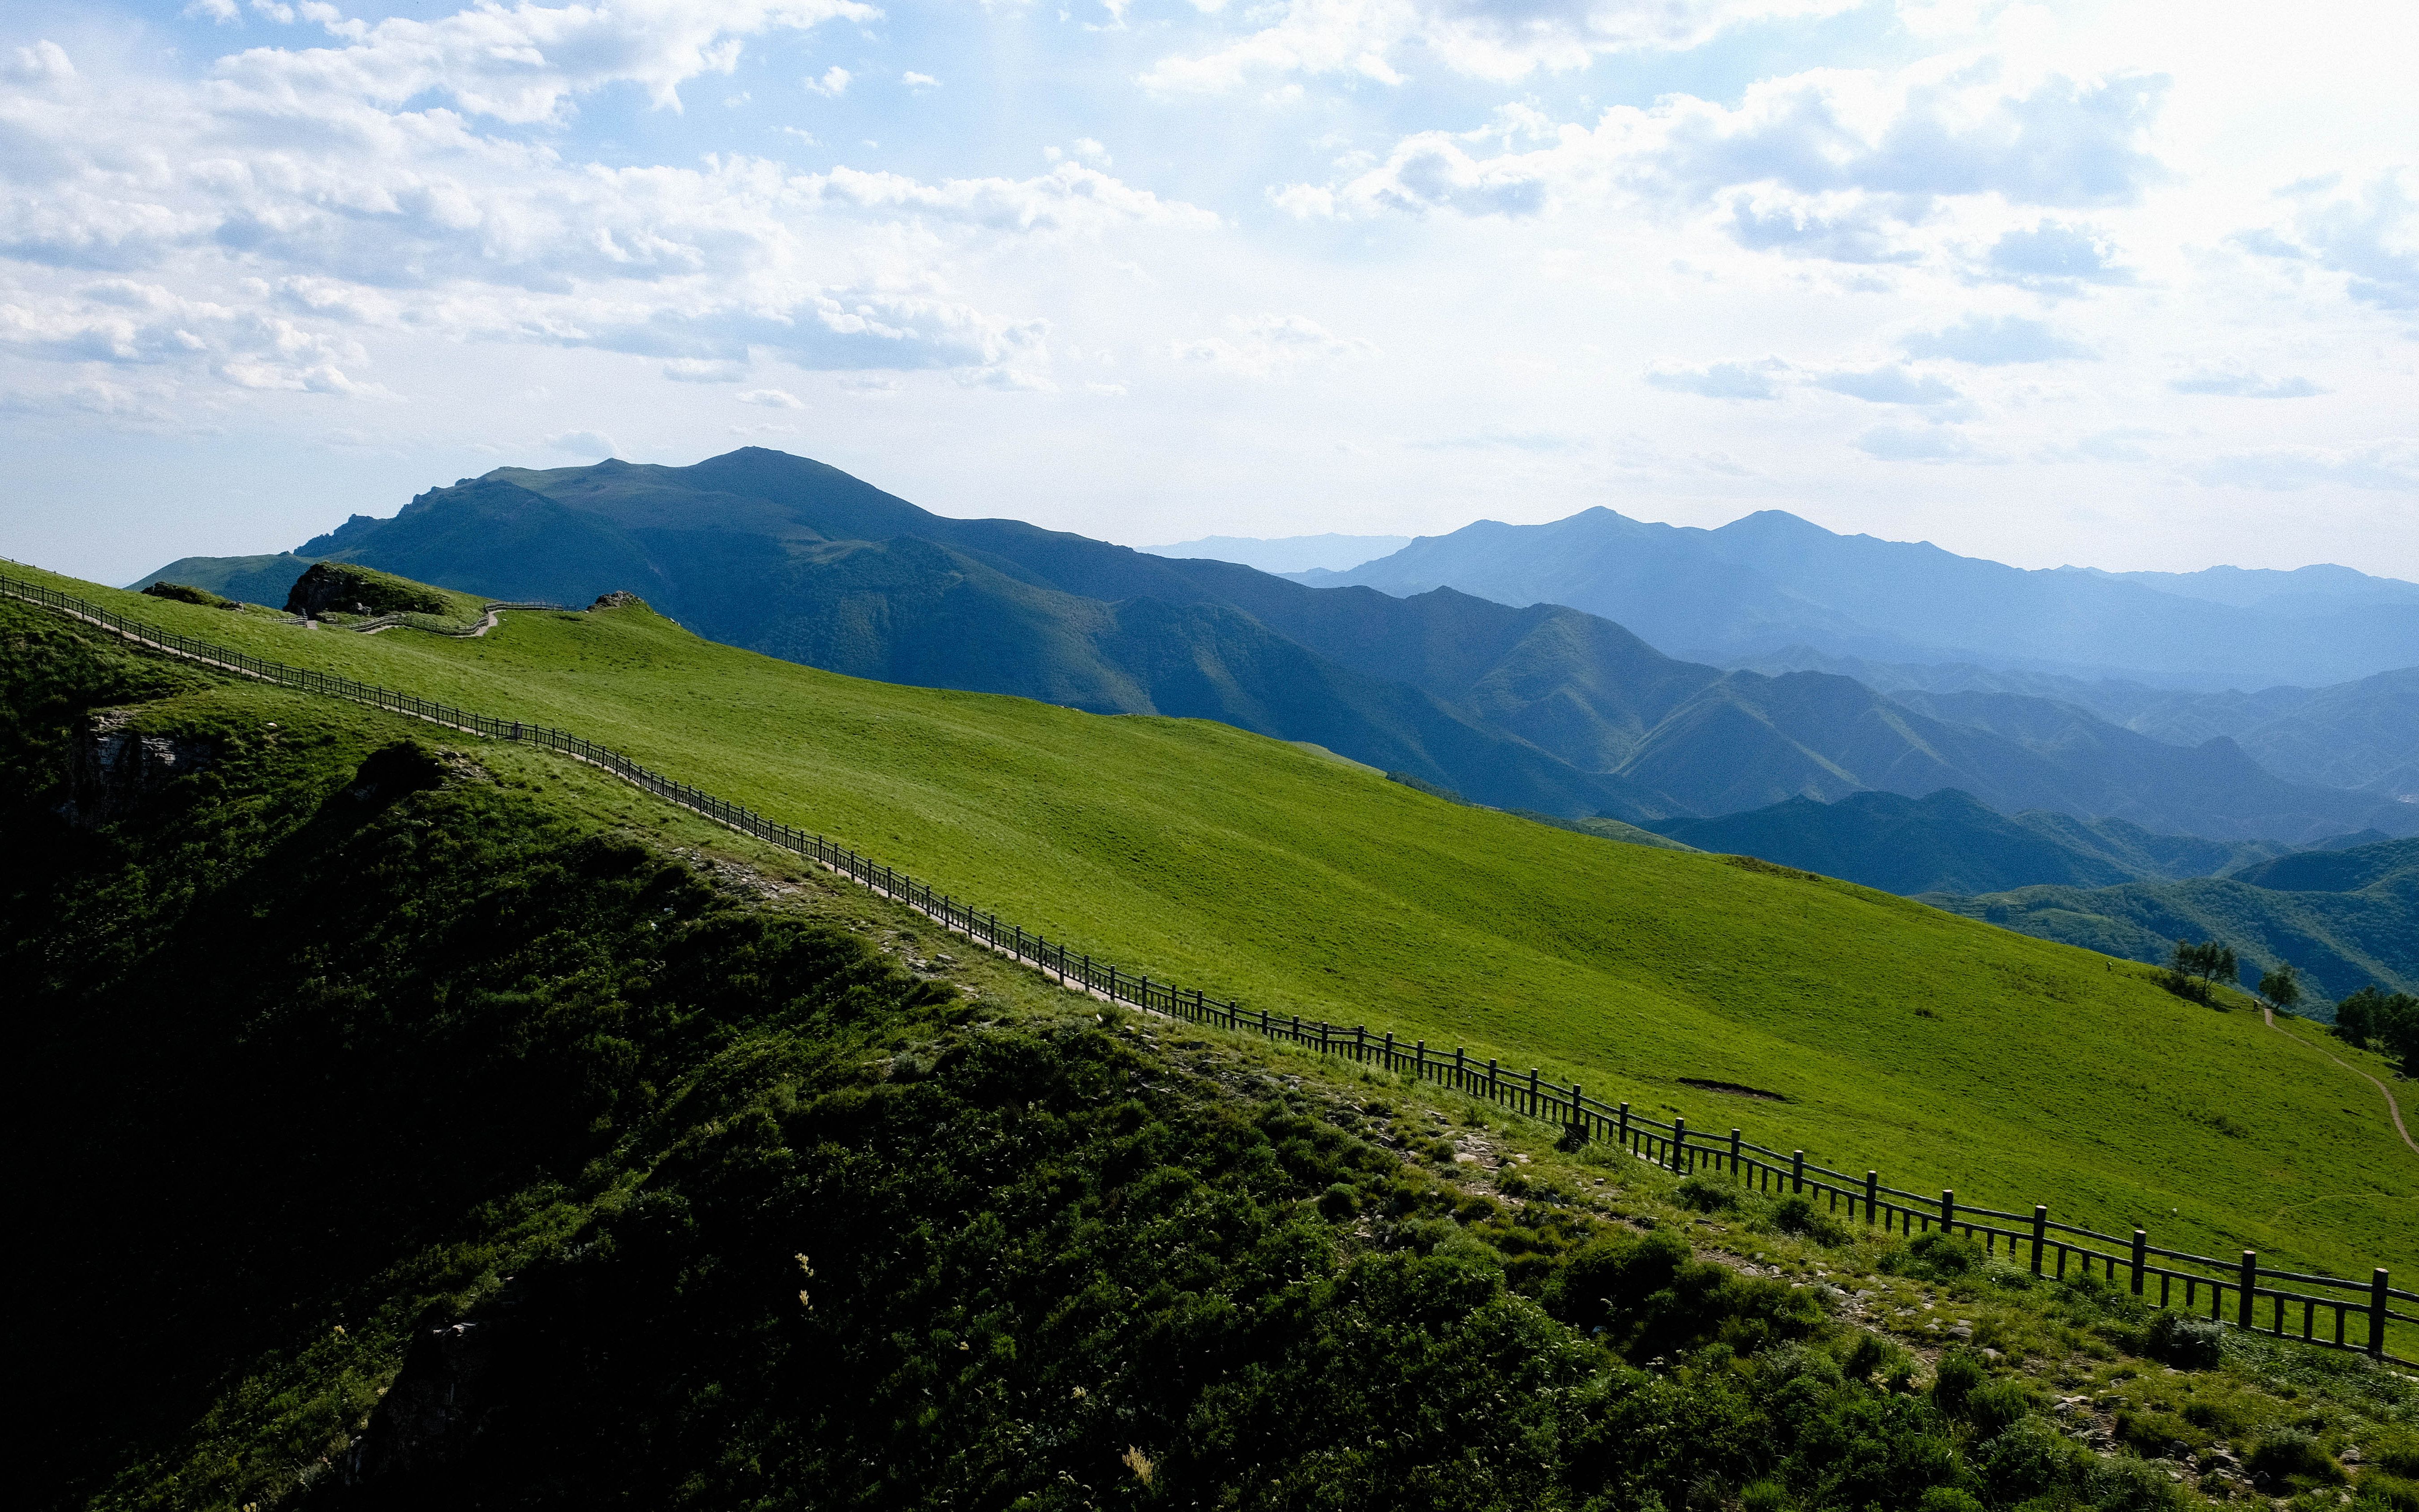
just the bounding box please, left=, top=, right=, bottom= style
left=129, top=447, right=2418, bottom=842
left=1299, top=505, right=2419, bottom=688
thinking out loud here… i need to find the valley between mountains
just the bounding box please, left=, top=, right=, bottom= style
left=17, top=447, right=2418, bottom=1512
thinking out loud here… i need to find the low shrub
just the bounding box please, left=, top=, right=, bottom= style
left=1767, top=1194, right=1851, bottom=1246
left=1675, top=1174, right=1740, bottom=1213
left=2247, top=1427, right=2346, bottom=1487
left=1915, top=1489, right=1986, bottom=1512
left=2115, top=1406, right=2207, bottom=1457
left=2357, top=1469, right=2419, bottom=1512
left=2374, top=1425, right=2419, bottom=1477
left=2146, top=1310, right=2225, bottom=1369
left=2180, top=1392, right=2257, bottom=1439
left=1881, top=1231, right=1986, bottom=1283
left=1931, top=1351, right=1988, bottom=1417
left=1964, top=1379, right=2033, bottom=1438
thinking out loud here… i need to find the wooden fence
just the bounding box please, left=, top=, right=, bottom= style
left=5, top=567, right=2412, bottom=1369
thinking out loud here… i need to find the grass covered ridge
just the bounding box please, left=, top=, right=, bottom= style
left=12, top=606, right=2418, bottom=1512
left=4, top=563, right=2415, bottom=1296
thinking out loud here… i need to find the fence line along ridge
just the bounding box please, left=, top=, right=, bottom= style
left=4, top=567, right=2410, bottom=1369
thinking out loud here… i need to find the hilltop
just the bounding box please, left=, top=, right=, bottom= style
left=130, top=449, right=2414, bottom=843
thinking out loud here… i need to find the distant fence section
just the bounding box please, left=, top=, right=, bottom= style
left=4, top=567, right=2411, bottom=1370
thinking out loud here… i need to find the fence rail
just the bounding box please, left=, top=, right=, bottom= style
left=5, top=566, right=2411, bottom=1369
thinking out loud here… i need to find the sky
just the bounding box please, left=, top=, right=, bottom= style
left=0, top=0, right=2414, bottom=586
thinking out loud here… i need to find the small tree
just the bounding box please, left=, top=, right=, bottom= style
left=2335, top=986, right=2419, bottom=1078
left=2256, top=965, right=2302, bottom=1016
left=2167, top=940, right=2238, bottom=1005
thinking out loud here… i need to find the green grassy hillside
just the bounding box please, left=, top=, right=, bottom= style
left=8, top=561, right=2415, bottom=1290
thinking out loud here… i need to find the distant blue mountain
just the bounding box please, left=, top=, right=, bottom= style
left=1298, top=507, right=2419, bottom=689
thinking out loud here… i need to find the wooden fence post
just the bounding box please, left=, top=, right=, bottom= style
left=1527, top=1067, right=1539, bottom=1117
left=1866, top=1171, right=1879, bottom=1225
left=1940, top=1190, right=1955, bottom=1234
left=1384, top=1031, right=1394, bottom=1071
left=1730, top=1128, right=1742, bottom=1177
left=2131, top=1228, right=2147, bottom=1297
left=1791, top=1150, right=1805, bottom=1195
left=1455, top=1046, right=1465, bottom=1091
left=2371, top=1270, right=2390, bottom=1358
left=1414, top=1040, right=1425, bottom=1080
left=2239, top=1252, right=2257, bottom=1331
left=2030, top=1206, right=2047, bottom=1276
left=1618, top=1101, right=1630, bottom=1149
left=1488, top=1059, right=1499, bottom=1102
left=1575, top=1085, right=1589, bottom=1140
left=1671, top=1115, right=1685, bottom=1171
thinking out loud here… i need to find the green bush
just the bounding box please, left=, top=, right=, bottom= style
left=2375, top=1425, right=2419, bottom=1477
left=1964, top=1379, right=2033, bottom=1438
left=2357, top=1469, right=2419, bottom=1512
left=2247, top=1428, right=2346, bottom=1487
left=1881, top=1230, right=1986, bottom=1283
left=1676, top=1173, right=1740, bottom=1213
left=1767, top=1194, right=1851, bottom=1246
left=2146, top=1309, right=2225, bottom=1369
left=1931, top=1350, right=1988, bottom=1416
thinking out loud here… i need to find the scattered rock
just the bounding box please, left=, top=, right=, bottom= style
left=60, top=709, right=213, bottom=827
left=591, top=590, right=646, bottom=610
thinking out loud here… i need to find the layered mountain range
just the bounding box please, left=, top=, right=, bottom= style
left=137, top=448, right=2416, bottom=846
left=1296, top=507, right=2419, bottom=689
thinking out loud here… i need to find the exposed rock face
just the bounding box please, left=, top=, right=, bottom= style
left=62, top=710, right=213, bottom=828
left=285, top=562, right=447, bottom=619
left=344, top=1311, right=504, bottom=1485
left=590, top=590, right=645, bottom=610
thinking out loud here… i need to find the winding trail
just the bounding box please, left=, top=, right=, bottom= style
left=2265, top=1002, right=2419, bottom=1157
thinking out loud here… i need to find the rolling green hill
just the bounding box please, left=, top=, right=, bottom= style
left=1925, top=835, right=2419, bottom=1010
left=28, top=592, right=2419, bottom=1512
left=9, top=558, right=2415, bottom=1293
left=137, top=448, right=2414, bottom=842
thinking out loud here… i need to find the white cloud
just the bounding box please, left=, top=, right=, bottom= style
left=1900, top=314, right=2095, bottom=364
left=210, top=0, right=881, bottom=125
left=1814, top=365, right=1963, bottom=405
left=1977, top=219, right=2135, bottom=293
left=806, top=64, right=850, bottom=95
left=736, top=386, right=804, bottom=406
left=662, top=358, right=748, bottom=382
left=6, top=40, right=75, bottom=83
left=2168, top=370, right=2324, bottom=398
left=1143, top=0, right=1860, bottom=93
left=1858, top=425, right=1986, bottom=463
left=547, top=428, right=620, bottom=456
left=902, top=70, right=940, bottom=89
left=182, top=0, right=242, bottom=22
left=2189, top=442, right=2419, bottom=492
left=2239, top=173, right=2419, bottom=312
left=1645, top=360, right=1785, bottom=399
left=1175, top=314, right=1372, bottom=379
left=1281, top=67, right=2172, bottom=250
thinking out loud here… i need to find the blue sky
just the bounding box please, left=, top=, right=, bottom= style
left=2, top=0, right=2414, bottom=584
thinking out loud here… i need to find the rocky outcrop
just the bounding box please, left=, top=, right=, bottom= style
left=61, top=710, right=213, bottom=828
left=590, top=590, right=645, bottom=610
left=344, top=1310, right=506, bottom=1485
left=285, top=562, right=447, bottom=620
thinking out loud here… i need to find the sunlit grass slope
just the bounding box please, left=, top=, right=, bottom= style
left=18, top=561, right=2415, bottom=1283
